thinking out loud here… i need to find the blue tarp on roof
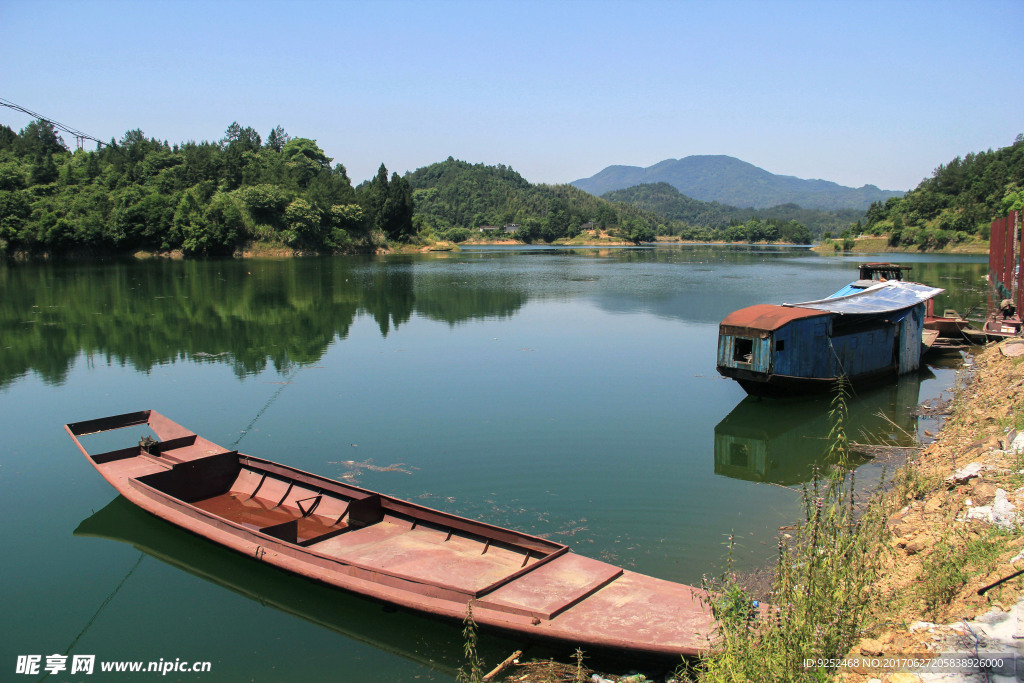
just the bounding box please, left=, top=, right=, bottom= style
left=783, top=281, right=943, bottom=315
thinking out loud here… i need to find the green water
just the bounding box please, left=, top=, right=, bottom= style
left=0, top=246, right=988, bottom=680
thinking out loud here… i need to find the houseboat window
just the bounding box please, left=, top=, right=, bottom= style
left=732, top=338, right=753, bottom=363
left=775, top=340, right=785, bottom=351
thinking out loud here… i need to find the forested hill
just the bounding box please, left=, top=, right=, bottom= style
left=0, top=120, right=416, bottom=256
left=406, top=158, right=813, bottom=244
left=601, top=182, right=862, bottom=238
left=571, top=155, right=903, bottom=211
left=404, top=157, right=666, bottom=243
left=0, top=118, right=822, bottom=256
left=861, top=135, right=1024, bottom=249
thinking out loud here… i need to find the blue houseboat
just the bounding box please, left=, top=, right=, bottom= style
left=717, top=279, right=943, bottom=397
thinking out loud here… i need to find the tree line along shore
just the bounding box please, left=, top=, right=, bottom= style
left=2, top=120, right=1020, bottom=260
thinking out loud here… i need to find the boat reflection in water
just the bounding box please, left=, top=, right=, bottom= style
left=74, top=497, right=534, bottom=677
left=714, top=371, right=929, bottom=486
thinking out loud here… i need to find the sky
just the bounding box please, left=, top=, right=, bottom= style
left=2, top=0, right=1021, bottom=192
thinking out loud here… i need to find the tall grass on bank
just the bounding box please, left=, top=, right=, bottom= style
left=457, top=602, right=486, bottom=683
left=697, top=380, right=889, bottom=682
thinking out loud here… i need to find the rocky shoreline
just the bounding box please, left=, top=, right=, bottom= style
left=841, top=340, right=1024, bottom=682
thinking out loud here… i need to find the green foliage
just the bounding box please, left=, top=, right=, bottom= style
left=615, top=186, right=818, bottom=242
left=604, top=184, right=830, bottom=240
left=456, top=602, right=485, bottom=683
left=281, top=198, right=322, bottom=246
left=697, top=381, right=887, bottom=682
left=174, top=187, right=243, bottom=257
left=441, top=227, right=472, bottom=243
left=0, top=118, right=375, bottom=256
left=865, top=135, right=1024, bottom=237
left=0, top=160, right=26, bottom=191
left=1002, top=185, right=1024, bottom=213
left=238, top=183, right=291, bottom=224
left=357, top=164, right=415, bottom=241
left=405, top=157, right=665, bottom=242
left=919, top=528, right=1014, bottom=617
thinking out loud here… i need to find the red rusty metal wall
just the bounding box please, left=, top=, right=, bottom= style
left=989, top=210, right=1023, bottom=307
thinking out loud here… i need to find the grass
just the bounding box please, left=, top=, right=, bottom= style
left=457, top=602, right=486, bottom=683
left=694, top=380, right=890, bottom=682
left=469, top=361, right=1023, bottom=682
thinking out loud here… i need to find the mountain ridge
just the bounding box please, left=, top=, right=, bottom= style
left=571, top=155, right=903, bottom=211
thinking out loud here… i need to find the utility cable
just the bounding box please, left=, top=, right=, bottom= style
left=0, top=97, right=108, bottom=148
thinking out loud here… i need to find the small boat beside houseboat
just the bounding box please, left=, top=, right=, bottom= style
left=66, top=410, right=714, bottom=658
left=717, top=277, right=943, bottom=397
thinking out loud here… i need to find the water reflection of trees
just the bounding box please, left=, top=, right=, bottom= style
left=0, top=257, right=526, bottom=387
left=713, top=373, right=928, bottom=486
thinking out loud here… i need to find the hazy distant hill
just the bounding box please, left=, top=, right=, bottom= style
left=571, top=155, right=903, bottom=211
left=601, top=183, right=865, bottom=238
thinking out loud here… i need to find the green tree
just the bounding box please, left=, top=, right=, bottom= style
left=176, top=191, right=243, bottom=256
left=16, top=119, right=67, bottom=158
left=265, top=125, right=290, bottom=153
left=382, top=173, right=415, bottom=240
left=29, top=154, right=59, bottom=185
left=238, top=183, right=291, bottom=225
left=282, top=197, right=323, bottom=246
left=0, top=161, right=25, bottom=191
left=282, top=138, right=331, bottom=189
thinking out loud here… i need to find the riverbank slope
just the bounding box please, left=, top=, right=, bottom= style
left=841, top=340, right=1024, bottom=682
left=812, top=236, right=989, bottom=255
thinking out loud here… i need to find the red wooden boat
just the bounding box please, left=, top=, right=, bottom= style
left=66, top=410, right=713, bottom=658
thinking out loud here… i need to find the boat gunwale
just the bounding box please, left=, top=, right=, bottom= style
left=66, top=410, right=714, bottom=658
left=235, top=454, right=566, bottom=556
left=67, top=411, right=572, bottom=600
left=127, top=475, right=565, bottom=601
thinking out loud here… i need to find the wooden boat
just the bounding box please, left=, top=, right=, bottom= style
left=75, top=497, right=511, bottom=677
left=717, top=280, right=944, bottom=397
left=984, top=315, right=1023, bottom=340
left=983, top=298, right=1023, bottom=340
left=924, top=300, right=975, bottom=338
left=66, top=410, right=713, bottom=658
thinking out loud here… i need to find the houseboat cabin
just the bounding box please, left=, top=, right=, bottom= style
left=717, top=280, right=943, bottom=397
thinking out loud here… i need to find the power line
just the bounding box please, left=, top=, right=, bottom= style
left=0, top=97, right=108, bottom=150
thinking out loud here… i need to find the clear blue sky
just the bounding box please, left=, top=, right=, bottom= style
left=2, top=0, right=1021, bottom=192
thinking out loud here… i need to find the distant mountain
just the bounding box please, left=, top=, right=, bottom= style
left=602, top=182, right=865, bottom=237
left=571, top=155, right=903, bottom=211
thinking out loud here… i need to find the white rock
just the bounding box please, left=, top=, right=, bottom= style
left=1011, top=432, right=1024, bottom=453
left=964, top=489, right=1018, bottom=529
left=949, top=462, right=984, bottom=483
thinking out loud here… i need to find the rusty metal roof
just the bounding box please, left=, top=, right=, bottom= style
left=720, top=304, right=828, bottom=331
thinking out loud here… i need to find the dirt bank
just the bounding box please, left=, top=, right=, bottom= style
left=812, top=236, right=989, bottom=255
left=841, top=340, right=1024, bottom=682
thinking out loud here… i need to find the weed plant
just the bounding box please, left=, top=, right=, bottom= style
left=696, top=380, right=889, bottom=682
left=457, top=602, right=486, bottom=683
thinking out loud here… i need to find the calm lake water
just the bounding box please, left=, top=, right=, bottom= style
left=0, top=245, right=988, bottom=681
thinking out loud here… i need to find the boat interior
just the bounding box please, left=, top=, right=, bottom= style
left=67, top=411, right=569, bottom=600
